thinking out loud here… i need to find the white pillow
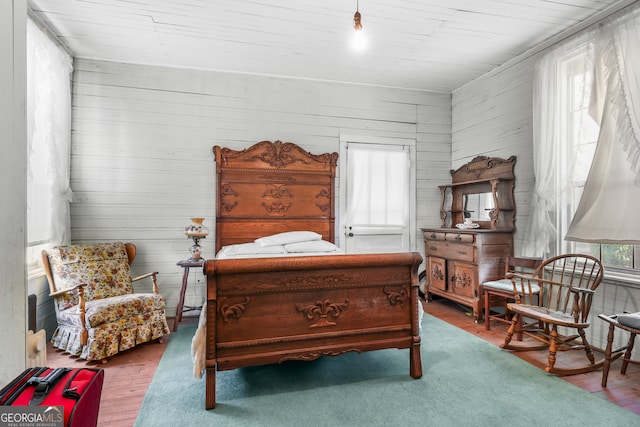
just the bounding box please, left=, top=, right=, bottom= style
left=285, top=240, right=337, bottom=253
left=255, top=231, right=322, bottom=247
left=217, top=242, right=286, bottom=257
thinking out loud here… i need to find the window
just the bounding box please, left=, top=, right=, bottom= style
left=525, top=6, right=640, bottom=275
left=559, top=53, right=639, bottom=272
left=26, top=17, right=73, bottom=273
left=339, top=136, right=416, bottom=254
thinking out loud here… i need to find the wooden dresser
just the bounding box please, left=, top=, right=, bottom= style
left=422, top=228, right=512, bottom=321
left=423, top=155, right=516, bottom=322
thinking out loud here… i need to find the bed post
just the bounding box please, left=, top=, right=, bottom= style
left=205, top=259, right=217, bottom=409
left=410, top=254, right=423, bottom=378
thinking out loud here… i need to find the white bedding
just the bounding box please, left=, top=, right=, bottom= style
left=215, top=239, right=342, bottom=259
left=216, top=249, right=344, bottom=259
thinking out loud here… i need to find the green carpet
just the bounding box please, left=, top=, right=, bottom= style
left=134, top=314, right=639, bottom=426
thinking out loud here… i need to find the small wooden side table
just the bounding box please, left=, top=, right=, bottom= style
left=174, top=259, right=204, bottom=331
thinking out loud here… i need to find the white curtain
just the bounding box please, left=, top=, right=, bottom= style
left=27, top=18, right=73, bottom=265
left=523, top=33, right=595, bottom=257
left=345, top=145, right=409, bottom=227
left=566, top=6, right=640, bottom=243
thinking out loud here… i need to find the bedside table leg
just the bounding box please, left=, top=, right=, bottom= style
left=174, top=266, right=190, bottom=331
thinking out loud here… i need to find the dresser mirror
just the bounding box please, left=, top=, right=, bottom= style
left=463, top=192, right=494, bottom=222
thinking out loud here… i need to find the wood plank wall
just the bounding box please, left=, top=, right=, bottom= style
left=452, top=56, right=536, bottom=256
left=70, top=59, right=452, bottom=316
left=452, top=53, right=640, bottom=354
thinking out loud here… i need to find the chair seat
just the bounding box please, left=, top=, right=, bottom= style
left=483, top=278, right=540, bottom=294
left=507, top=303, right=589, bottom=328
left=57, top=293, right=166, bottom=329
left=599, top=313, right=640, bottom=387
left=618, top=312, right=640, bottom=329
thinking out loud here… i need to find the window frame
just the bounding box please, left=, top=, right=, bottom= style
left=553, top=46, right=640, bottom=275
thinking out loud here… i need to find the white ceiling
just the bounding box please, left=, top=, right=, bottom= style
left=28, top=0, right=633, bottom=93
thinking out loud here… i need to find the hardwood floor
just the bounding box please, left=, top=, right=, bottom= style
left=45, top=320, right=181, bottom=427
left=46, top=302, right=640, bottom=426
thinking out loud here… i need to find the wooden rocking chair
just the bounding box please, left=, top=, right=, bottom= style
left=501, top=254, right=605, bottom=375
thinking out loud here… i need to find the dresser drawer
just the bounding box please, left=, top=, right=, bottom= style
left=445, top=233, right=474, bottom=243
left=425, top=241, right=474, bottom=262
left=424, top=231, right=446, bottom=241
left=424, top=231, right=474, bottom=243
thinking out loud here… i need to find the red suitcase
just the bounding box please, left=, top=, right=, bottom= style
left=0, top=367, right=104, bottom=427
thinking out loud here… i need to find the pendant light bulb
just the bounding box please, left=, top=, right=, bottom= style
left=354, top=10, right=362, bottom=31
left=351, top=3, right=366, bottom=51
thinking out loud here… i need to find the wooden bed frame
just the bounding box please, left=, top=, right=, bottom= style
left=203, top=140, right=423, bottom=409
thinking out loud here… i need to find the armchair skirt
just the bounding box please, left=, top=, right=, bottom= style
left=51, top=293, right=168, bottom=360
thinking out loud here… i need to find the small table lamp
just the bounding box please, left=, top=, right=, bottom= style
left=184, top=217, right=209, bottom=260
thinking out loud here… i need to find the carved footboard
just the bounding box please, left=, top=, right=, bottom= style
left=203, top=252, right=423, bottom=409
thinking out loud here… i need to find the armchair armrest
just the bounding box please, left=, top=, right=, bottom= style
left=132, top=271, right=160, bottom=294
left=50, top=283, right=89, bottom=346
left=570, top=286, right=596, bottom=322
left=49, top=282, right=87, bottom=298
left=506, top=272, right=537, bottom=282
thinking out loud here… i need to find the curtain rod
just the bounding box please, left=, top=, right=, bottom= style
left=455, top=0, right=639, bottom=92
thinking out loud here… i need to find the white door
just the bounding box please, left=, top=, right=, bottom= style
left=340, top=137, right=415, bottom=254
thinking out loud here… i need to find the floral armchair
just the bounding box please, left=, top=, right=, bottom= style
left=42, top=242, right=170, bottom=361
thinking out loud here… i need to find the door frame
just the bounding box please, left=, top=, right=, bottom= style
left=338, top=134, right=417, bottom=252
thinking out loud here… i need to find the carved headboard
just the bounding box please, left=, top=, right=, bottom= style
left=213, top=141, right=339, bottom=253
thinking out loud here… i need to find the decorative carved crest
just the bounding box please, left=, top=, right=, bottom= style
left=215, top=140, right=338, bottom=171
left=252, top=140, right=306, bottom=168
left=450, top=155, right=516, bottom=183
left=262, top=202, right=292, bottom=214
left=219, top=297, right=250, bottom=322
left=221, top=202, right=238, bottom=213
left=316, top=187, right=331, bottom=199
left=315, top=186, right=332, bottom=214
left=296, top=299, right=350, bottom=328
left=384, top=286, right=409, bottom=307
left=316, top=203, right=330, bottom=213
left=220, top=184, right=238, bottom=213
left=220, top=184, right=238, bottom=196
left=262, top=184, right=292, bottom=199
